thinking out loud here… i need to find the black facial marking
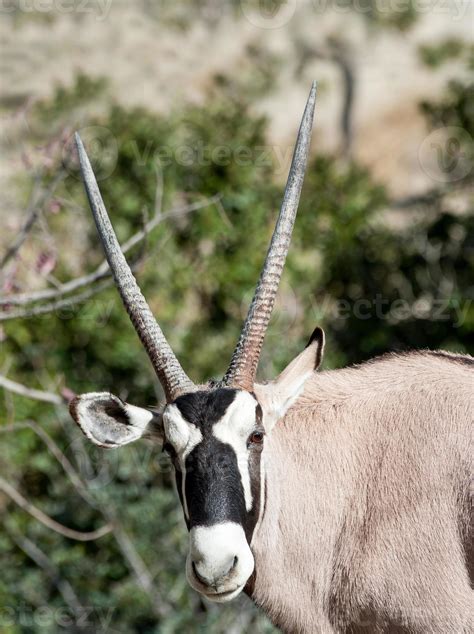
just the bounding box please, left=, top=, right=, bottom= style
left=173, top=389, right=237, bottom=431
left=170, top=389, right=264, bottom=542
left=185, top=439, right=246, bottom=527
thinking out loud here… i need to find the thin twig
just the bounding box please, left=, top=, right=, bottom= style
left=0, top=374, right=66, bottom=405
left=0, top=422, right=92, bottom=505
left=294, top=39, right=355, bottom=156
left=389, top=181, right=474, bottom=209
left=104, top=510, right=170, bottom=618
left=0, top=170, right=66, bottom=270
left=335, top=50, right=355, bottom=157
left=0, top=419, right=170, bottom=615
left=0, top=194, right=222, bottom=309
left=0, top=348, right=172, bottom=617
left=6, top=526, right=87, bottom=625
left=0, top=278, right=114, bottom=321
left=0, top=173, right=42, bottom=270
left=0, top=476, right=112, bottom=541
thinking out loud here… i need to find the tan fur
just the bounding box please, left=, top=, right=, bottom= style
left=251, top=352, right=473, bottom=633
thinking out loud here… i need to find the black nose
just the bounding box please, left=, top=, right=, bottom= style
left=192, top=556, right=238, bottom=587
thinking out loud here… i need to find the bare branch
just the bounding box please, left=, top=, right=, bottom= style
left=0, top=374, right=66, bottom=405
left=105, top=511, right=170, bottom=618
left=0, top=476, right=112, bottom=541
left=6, top=526, right=87, bottom=624
left=0, top=278, right=114, bottom=321
left=335, top=50, right=355, bottom=157
left=0, top=422, right=92, bottom=505
left=0, top=419, right=170, bottom=615
left=0, top=194, right=222, bottom=309
left=389, top=181, right=474, bottom=209
left=0, top=169, right=66, bottom=271
left=0, top=174, right=43, bottom=271
left=294, top=39, right=355, bottom=156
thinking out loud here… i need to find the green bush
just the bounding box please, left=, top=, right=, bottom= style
left=1, top=71, right=472, bottom=632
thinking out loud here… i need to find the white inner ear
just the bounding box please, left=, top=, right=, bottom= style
left=255, top=333, right=324, bottom=431
left=275, top=367, right=314, bottom=414
left=253, top=384, right=283, bottom=433
left=72, top=392, right=159, bottom=448
left=254, top=376, right=310, bottom=433
left=124, top=403, right=156, bottom=434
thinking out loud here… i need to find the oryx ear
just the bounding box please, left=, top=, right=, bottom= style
left=69, top=392, right=163, bottom=448
left=254, top=327, right=325, bottom=431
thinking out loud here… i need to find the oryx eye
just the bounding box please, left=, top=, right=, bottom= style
left=248, top=431, right=264, bottom=446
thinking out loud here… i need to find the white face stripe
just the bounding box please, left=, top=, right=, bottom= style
left=212, top=391, right=258, bottom=512
left=163, top=405, right=203, bottom=520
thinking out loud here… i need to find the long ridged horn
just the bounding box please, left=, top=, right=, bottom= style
left=75, top=133, right=195, bottom=402
left=223, top=82, right=317, bottom=390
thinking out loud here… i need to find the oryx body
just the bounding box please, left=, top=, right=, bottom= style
left=69, top=83, right=473, bottom=633
left=249, top=351, right=473, bottom=632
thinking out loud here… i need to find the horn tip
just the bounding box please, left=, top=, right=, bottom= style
left=74, top=132, right=88, bottom=169
left=308, top=80, right=317, bottom=108
left=74, top=132, right=95, bottom=183
left=74, top=131, right=83, bottom=150
left=301, top=81, right=317, bottom=134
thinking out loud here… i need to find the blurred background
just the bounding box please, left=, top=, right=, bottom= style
left=0, top=1, right=472, bottom=632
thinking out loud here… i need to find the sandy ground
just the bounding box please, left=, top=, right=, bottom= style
left=0, top=0, right=472, bottom=221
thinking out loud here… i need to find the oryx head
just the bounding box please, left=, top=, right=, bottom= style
left=70, top=83, right=324, bottom=602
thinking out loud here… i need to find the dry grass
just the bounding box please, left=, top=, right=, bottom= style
left=0, top=1, right=472, bottom=221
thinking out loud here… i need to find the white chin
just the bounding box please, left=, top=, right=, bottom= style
left=186, top=523, right=255, bottom=602
left=202, top=585, right=245, bottom=603
left=186, top=560, right=251, bottom=604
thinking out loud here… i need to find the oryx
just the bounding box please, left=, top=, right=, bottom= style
left=70, top=83, right=473, bottom=633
